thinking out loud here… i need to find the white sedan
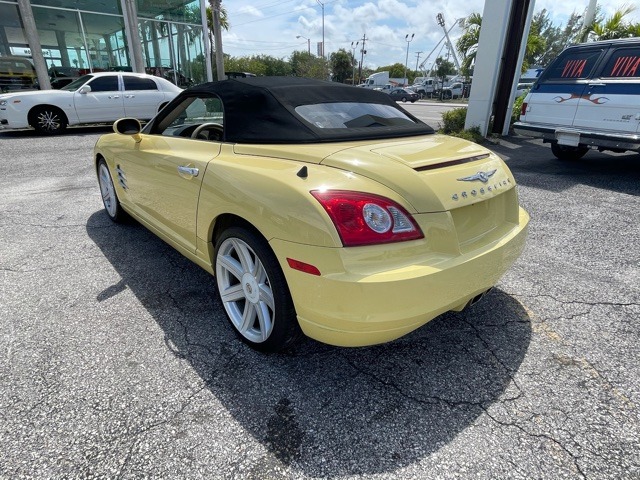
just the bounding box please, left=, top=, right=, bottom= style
left=0, top=72, right=182, bottom=134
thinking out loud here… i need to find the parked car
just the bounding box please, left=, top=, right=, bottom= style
left=94, top=77, right=529, bottom=352
left=0, top=72, right=182, bottom=133
left=514, top=38, right=640, bottom=160
left=0, top=56, right=37, bottom=93
left=388, top=87, right=419, bottom=102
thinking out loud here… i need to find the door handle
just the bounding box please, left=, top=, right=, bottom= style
left=124, top=94, right=135, bottom=98
left=587, top=83, right=606, bottom=87
left=178, top=166, right=199, bottom=177
left=108, top=95, right=120, bottom=99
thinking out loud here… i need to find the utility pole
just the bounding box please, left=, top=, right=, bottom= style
left=210, top=0, right=225, bottom=80
left=414, top=51, right=422, bottom=75
left=358, top=34, right=367, bottom=85
left=403, top=33, right=414, bottom=87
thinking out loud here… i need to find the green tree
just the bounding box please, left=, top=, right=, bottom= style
left=224, top=55, right=291, bottom=76
left=532, top=10, right=583, bottom=66
left=330, top=49, right=353, bottom=83
left=289, top=51, right=326, bottom=79
left=435, top=57, right=456, bottom=78
left=375, top=63, right=407, bottom=79
left=456, top=12, right=482, bottom=78
left=590, top=4, right=639, bottom=40
left=522, top=14, right=547, bottom=72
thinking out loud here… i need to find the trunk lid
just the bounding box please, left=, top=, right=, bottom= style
left=321, top=134, right=515, bottom=213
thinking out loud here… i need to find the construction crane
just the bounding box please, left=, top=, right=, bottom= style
left=419, top=14, right=461, bottom=76
left=437, top=13, right=461, bottom=71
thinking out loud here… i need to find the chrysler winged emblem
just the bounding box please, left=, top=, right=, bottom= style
left=457, top=169, right=497, bottom=184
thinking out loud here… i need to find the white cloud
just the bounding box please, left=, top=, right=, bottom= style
left=237, top=6, right=264, bottom=18
left=223, top=0, right=640, bottom=68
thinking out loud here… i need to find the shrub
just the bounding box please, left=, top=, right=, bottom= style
left=439, top=107, right=484, bottom=143
left=511, top=91, right=527, bottom=124
left=440, top=107, right=467, bottom=134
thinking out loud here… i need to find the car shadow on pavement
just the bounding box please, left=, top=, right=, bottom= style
left=86, top=211, right=531, bottom=477
left=493, top=137, right=640, bottom=197
left=0, top=125, right=112, bottom=139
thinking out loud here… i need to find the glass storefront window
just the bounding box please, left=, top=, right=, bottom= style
left=1, top=0, right=206, bottom=89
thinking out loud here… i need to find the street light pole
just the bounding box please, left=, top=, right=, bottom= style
left=350, top=41, right=359, bottom=85
left=296, top=35, right=311, bottom=55
left=316, top=0, right=325, bottom=58
left=403, top=33, right=414, bottom=87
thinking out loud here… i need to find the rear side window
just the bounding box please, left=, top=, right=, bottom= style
left=543, top=49, right=604, bottom=81
left=124, top=76, right=158, bottom=90
left=601, top=47, right=640, bottom=78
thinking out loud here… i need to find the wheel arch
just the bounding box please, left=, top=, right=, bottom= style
left=211, top=213, right=266, bottom=247
left=27, top=104, right=69, bottom=125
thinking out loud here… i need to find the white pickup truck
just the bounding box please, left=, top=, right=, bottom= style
left=442, top=82, right=464, bottom=100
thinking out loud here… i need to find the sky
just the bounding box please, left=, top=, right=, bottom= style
left=221, top=0, right=640, bottom=71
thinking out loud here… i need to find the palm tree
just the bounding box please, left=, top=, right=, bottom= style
left=456, top=13, right=482, bottom=78
left=457, top=12, right=546, bottom=76
left=590, top=4, right=638, bottom=40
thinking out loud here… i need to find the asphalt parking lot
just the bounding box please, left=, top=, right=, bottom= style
left=0, top=125, right=638, bottom=479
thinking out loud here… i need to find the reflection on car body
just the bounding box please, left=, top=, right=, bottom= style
left=94, top=77, right=529, bottom=352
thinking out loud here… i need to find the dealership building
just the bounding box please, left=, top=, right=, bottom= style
left=0, top=0, right=209, bottom=88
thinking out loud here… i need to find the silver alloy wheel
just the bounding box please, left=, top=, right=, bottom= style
left=216, top=237, right=275, bottom=343
left=98, top=163, right=117, bottom=218
left=36, top=109, right=62, bottom=132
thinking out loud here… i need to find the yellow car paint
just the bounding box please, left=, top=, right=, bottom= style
left=95, top=129, right=529, bottom=347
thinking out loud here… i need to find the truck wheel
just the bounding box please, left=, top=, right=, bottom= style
left=551, top=143, right=589, bottom=161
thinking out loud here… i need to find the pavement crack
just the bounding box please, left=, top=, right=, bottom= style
left=482, top=409, right=587, bottom=479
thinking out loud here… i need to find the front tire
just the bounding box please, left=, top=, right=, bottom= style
left=551, top=142, right=589, bottom=161
left=97, top=159, right=125, bottom=222
left=29, top=106, right=67, bottom=134
left=215, top=227, right=301, bottom=352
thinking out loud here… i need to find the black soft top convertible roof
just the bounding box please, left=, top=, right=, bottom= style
left=171, top=76, right=434, bottom=144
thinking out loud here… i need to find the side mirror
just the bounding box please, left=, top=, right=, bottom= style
left=113, top=117, right=142, bottom=143
left=78, top=85, right=91, bottom=94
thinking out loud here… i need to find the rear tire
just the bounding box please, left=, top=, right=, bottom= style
left=551, top=142, right=589, bottom=161
left=215, top=226, right=302, bottom=352
left=29, top=106, right=67, bottom=134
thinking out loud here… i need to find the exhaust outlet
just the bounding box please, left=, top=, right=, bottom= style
left=468, top=287, right=494, bottom=308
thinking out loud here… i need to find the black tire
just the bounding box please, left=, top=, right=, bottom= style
left=401, top=97, right=407, bottom=102
left=551, top=142, right=589, bottom=161
left=444, top=91, right=452, bottom=100
left=214, top=226, right=302, bottom=352
left=29, top=106, right=68, bottom=134
left=96, top=158, right=126, bottom=222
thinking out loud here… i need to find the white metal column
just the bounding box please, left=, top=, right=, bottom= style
left=464, top=0, right=536, bottom=135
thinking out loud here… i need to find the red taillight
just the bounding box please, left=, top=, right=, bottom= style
left=310, top=190, right=424, bottom=246
left=520, top=102, right=528, bottom=117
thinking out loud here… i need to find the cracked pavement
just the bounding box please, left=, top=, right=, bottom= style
left=0, top=127, right=638, bottom=479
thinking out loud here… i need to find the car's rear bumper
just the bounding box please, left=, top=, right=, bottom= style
left=270, top=207, right=529, bottom=347
left=513, top=122, right=640, bottom=152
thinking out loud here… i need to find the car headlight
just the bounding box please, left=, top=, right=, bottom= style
left=0, top=100, right=7, bottom=106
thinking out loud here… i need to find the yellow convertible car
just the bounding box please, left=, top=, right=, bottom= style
left=94, top=77, right=529, bottom=352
